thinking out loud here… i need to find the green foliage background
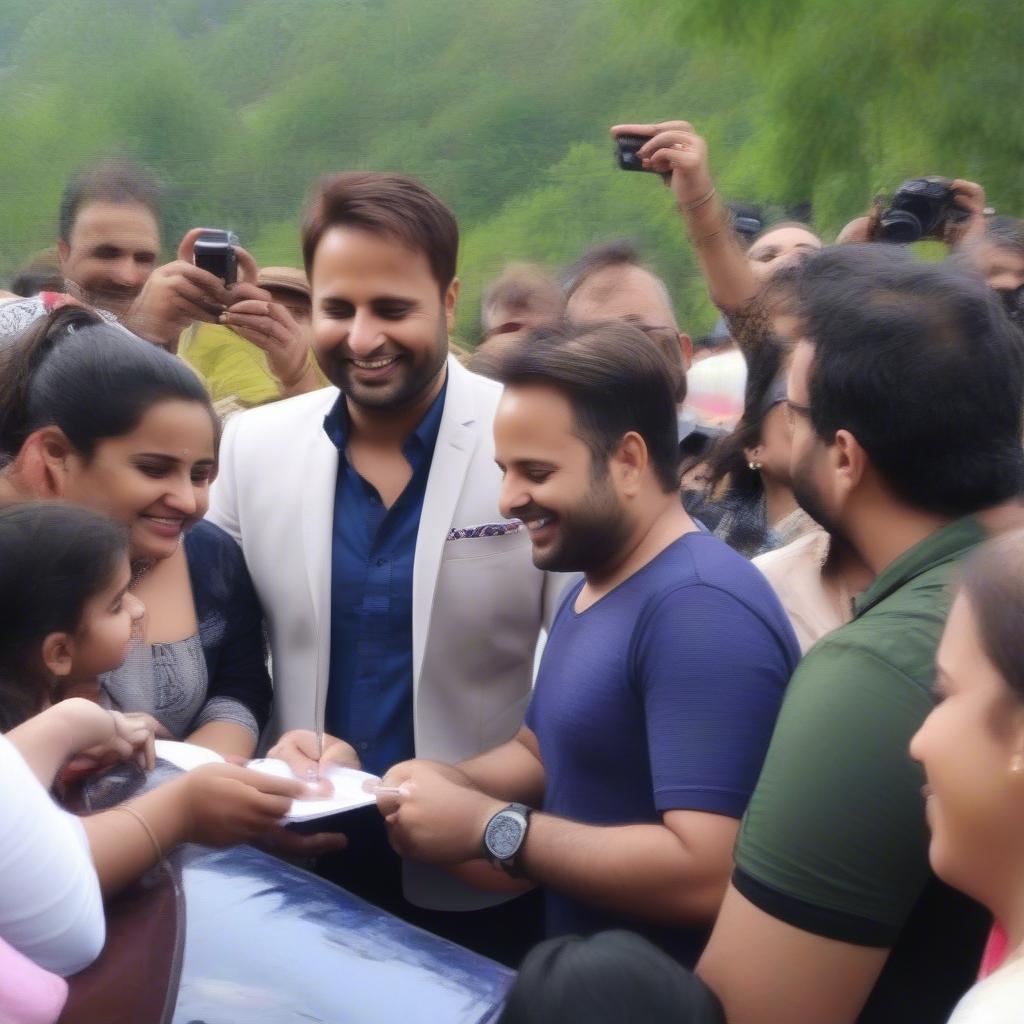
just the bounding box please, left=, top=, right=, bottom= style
left=0, top=0, right=1019, bottom=343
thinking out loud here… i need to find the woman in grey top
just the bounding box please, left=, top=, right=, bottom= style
left=0, top=306, right=271, bottom=757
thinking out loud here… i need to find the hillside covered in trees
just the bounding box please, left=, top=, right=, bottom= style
left=1, top=0, right=1019, bottom=341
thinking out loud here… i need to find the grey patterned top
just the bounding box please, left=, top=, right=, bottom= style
left=99, top=633, right=259, bottom=739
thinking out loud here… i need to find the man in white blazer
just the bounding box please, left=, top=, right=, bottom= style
left=206, top=171, right=565, bottom=962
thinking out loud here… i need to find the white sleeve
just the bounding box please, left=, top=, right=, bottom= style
left=0, top=735, right=105, bottom=976
left=206, top=408, right=243, bottom=545
left=948, top=963, right=1024, bottom=1023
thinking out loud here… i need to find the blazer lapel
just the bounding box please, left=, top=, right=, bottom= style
left=300, top=392, right=342, bottom=733
left=412, top=359, right=478, bottom=690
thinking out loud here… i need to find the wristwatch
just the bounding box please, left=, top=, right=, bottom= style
left=483, top=803, right=531, bottom=876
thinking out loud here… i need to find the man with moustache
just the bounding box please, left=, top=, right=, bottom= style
left=0, top=158, right=221, bottom=342
left=206, top=172, right=565, bottom=961
left=0, top=160, right=319, bottom=402
left=375, top=321, right=798, bottom=965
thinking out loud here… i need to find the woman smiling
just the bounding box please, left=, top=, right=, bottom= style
left=911, top=529, right=1024, bottom=1021
left=0, top=306, right=271, bottom=757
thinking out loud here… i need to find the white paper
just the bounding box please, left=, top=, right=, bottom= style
left=246, top=758, right=380, bottom=821
left=154, top=741, right=381, bottom=821
left=155, top=739, right=225, bottom=771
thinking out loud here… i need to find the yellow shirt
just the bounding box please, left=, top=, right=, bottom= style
left=179, top=324, right=327, bottom=413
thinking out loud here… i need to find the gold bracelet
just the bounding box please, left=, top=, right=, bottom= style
left=679, top=185, right=717, bottom=213
left=113, top=804, right=164, bottom=863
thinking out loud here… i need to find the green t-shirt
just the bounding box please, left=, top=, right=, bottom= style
left=734, top=516, right=991, bottom=1023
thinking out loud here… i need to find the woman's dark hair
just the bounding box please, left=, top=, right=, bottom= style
left=959, top=528, right=1024, bottom=705
left=0, top=502, right=129, bottom=731
left=0, top=305, right=218, bottom=461
left=793, top=244, right=1024, bottom=516
left=705, top=339, right=787, bottom=502
left=498, top=931, right=726, bottom=1024
left=497, top=321, right=681, bottom=492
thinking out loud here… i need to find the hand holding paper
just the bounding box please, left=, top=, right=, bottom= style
left=266, top=729, right=362, bottom=790
left=154, top=740, right=379, bottom=823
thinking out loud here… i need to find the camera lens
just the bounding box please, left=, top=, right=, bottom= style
left=879, top=210, right=923, bottom=244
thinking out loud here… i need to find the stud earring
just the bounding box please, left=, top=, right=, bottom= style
left=748, top=460, right=763, bottom=472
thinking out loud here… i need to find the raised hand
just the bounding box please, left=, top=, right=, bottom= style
left=611, top=121, right=715, bottom=208
left=219, top=290, right=319, bottom=394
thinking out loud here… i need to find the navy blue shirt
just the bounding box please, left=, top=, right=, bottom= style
left=525, top=531, right=799, bottom=964
left=323, top=382, right=447, bottom=777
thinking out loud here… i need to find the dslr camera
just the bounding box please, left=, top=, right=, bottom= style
left=193, top=229, right=239, bottom=285
left=878, top=177, right=967, bottom=244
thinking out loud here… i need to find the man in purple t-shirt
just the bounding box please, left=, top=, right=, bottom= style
left=376, top=321, right=799, bottom=963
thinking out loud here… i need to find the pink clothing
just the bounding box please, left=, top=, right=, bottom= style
left=0, top=937, right=67, bottom=1023
left=979, top=923, right=1010, bottom=979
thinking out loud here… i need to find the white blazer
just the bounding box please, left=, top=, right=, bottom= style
left=207, top=357, right=568, bottom=909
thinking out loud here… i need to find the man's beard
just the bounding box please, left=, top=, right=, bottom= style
left=317, top=317, right=449, bottom=412
left=524, top=474, right=633, bottom=576
left=790, top=452, right=848, bottom=545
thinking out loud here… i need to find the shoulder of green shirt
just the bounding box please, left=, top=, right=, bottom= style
left=732, top=516, right=988, bottom=943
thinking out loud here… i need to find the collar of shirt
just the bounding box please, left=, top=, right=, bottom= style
left=323, top=374, right=448, bottom=470
left=852, top=515, right=986, bottom=618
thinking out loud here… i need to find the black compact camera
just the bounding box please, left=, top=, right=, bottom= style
left=615, top=133, right=673, bottom=183
left=193, top=229, right=239, bottom=285
left=878, top=177, right=968, bottom=244
left=615, top=133, right=651, bottom=172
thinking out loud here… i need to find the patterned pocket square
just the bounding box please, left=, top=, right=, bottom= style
left=447, top=520, right=524, bottom=540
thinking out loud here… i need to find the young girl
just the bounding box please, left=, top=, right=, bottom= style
left=910, top=528, right=1024, bottom=1022
left=0, top=305, right=271, bottom=757
left=0, top=502, right=335, bottom=978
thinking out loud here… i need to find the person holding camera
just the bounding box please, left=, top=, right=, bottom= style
left=0, top=158, right=323, bottom=404
left=836, top=180, right=1023, bottom=327
left=611, top=120, right=822, bottom=361
left=835, top=176, right=987, bottom=246
left=609, top=122, right=820, bottom=558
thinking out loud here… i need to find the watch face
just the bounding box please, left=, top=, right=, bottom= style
left=485, top=812, right=525, bottom=861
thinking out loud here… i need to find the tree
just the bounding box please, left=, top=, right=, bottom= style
left=632, top=0, right=1024, bottom=228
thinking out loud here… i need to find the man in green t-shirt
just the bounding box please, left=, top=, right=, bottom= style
left=698, top=244, right=1024, bottom=1024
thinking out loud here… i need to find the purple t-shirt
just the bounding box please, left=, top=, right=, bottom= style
left=525, top=531, right=799, bottom=964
